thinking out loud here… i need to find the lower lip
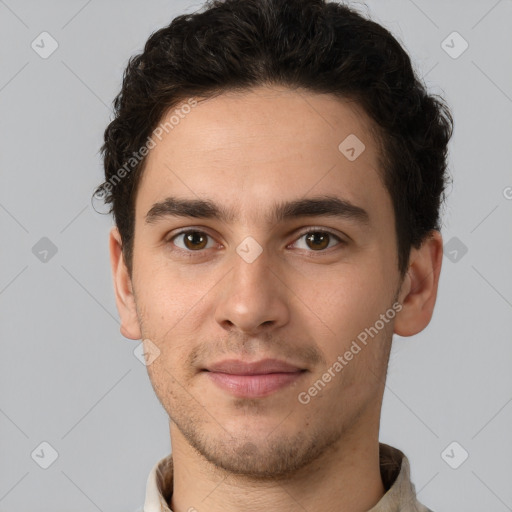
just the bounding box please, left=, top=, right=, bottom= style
left=204, top=371, right=305, bottom=398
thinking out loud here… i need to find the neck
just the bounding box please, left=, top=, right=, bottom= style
left=169, top=420, right=386, bottom=512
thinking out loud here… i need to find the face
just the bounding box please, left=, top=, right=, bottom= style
left=114, top=86, right=415, bottom=477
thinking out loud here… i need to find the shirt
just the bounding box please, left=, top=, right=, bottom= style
left=142, top=442, right=434, bottom=512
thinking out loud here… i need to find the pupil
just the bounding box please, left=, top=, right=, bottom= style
left=307, top=232, right=328, bottom=250
left=186, top=232, right=206, bottom=249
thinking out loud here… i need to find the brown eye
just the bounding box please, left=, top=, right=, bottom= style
left=305, top=232, right=330, bottom=250
left=171, top=230, right=214, bottom=251
left=292, top=230, right=344, bottom=252
left=183, top=231, right=208, bottom=250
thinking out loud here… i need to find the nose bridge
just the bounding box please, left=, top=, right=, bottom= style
left=233, top=239, right=273, bottom=294
left=214, top=238, right=289, bottom=333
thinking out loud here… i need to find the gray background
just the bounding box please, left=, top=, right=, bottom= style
left=1, top=0, right=511, bottom=511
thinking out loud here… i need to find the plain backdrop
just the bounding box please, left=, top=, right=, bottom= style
left=1, top=0, right=511, bottom=511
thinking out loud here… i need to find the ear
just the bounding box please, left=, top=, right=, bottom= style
left=394, top=230, right=443, bottom=337
left=109, top=226, right=142, bottom=340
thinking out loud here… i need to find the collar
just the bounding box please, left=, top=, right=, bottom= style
left=143, top=442, right=432, bottom=512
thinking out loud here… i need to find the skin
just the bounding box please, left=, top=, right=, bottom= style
left=109, top=85, right=443, bottom=512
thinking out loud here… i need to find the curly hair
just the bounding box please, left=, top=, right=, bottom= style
left=96, top=0, right=453, bottom=279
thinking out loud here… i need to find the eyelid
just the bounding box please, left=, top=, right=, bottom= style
left=293, top=226, right=347, bottom=243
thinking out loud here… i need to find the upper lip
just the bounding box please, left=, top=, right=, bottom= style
left=203, top=358, right=304, bottom=375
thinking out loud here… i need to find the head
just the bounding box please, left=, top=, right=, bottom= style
left=99, top=0, right=452, bottom=478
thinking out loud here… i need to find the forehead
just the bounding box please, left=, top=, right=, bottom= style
left=136, top=86, right=391, bottom=227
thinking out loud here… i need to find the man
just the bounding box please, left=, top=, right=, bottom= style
left=96, top=0, right=452, bottom=510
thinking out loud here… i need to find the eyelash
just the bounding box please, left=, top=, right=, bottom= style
left=165, top=227, right=346, bottom=256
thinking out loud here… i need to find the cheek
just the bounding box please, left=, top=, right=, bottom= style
left=299, top=264, right=394, bottom=369
left=133, top=264, right=217, bottom=365
left=134, top=255, right=199, bottom=323
left=305, top=263, right=387, bottom=325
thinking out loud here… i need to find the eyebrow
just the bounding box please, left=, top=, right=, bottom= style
left=145, top=195, right=370, bottom=226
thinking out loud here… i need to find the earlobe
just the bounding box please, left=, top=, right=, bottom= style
left=393, top=230, right=444, bottom=337
left=109, top=226, right=142, bottom=340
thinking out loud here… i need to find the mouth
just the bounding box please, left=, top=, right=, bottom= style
left=201, top=358, right=307, bottom=398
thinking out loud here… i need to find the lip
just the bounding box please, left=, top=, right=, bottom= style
left=202, top=358, right=306, bottom=398
left=204, top=358, right=304, bottom=375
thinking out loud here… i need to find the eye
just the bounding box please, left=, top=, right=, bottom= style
left=291, top=229, right=345, bottom=252
left=168, top=230, right=216, bottom=252
left=166, top=228, right=346, bottom=255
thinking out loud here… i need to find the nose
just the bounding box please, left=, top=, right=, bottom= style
left=214, top=245, right=290, bottom=335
